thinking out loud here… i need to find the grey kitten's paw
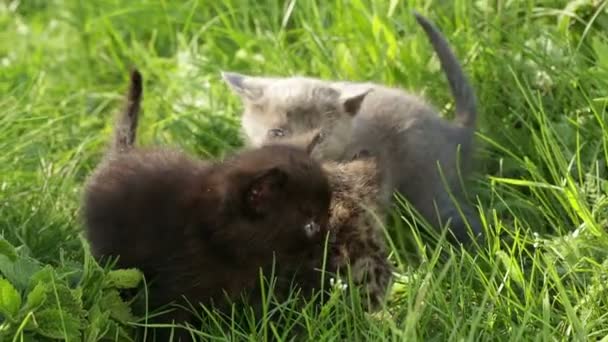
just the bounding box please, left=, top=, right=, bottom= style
left=443, top=204, right=484, bottom=247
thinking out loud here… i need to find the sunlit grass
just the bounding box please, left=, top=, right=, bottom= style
left=0, top=0, right=607, bottom=340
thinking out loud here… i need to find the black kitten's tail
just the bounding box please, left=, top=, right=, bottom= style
left=113, top=69, right=143, bottom=153
left=413, top=12, right=477, bottom=129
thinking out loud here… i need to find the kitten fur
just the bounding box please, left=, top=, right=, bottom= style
left=83, top=70, right=333, bottom=340
left=222, top=12, right=482, bottom=244
left=323, top=158, right=394, bottom=309
left=282, top=130, right=394, bottom=310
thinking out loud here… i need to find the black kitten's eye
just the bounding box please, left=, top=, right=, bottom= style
left=267, top=128, right=285, bottom=138
left=303, top=221, right=320, bottom=238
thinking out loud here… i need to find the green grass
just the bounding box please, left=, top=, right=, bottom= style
left=1, top=0, right=608, bottom=340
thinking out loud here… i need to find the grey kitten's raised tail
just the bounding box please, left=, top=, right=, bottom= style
left=113, top=69, right=143, bottom=153
left=413, top=12, right=477, bottom=129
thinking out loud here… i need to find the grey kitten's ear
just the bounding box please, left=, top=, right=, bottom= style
left=312, top=87, right=341, bottom=102
left=221, top=71, right=264, bottom=102
left=342, top=88, right=372, bottom=116
left=245, top=167, right=288, bottom=216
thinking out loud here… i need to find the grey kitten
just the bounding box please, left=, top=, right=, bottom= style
left=222, top=12, right=482, bottom=245
left=223, top=73, right=370, bottom=161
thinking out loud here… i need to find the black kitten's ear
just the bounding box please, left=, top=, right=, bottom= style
left=245, top=167, right=289, bottom=215
left=342, top=89, right=372, bottom=116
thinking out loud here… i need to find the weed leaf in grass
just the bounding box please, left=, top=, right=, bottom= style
left=84, top=304, right=134, bottom=342
left=0, top=276, right=21, bottom=321
left=43, top=283, right=84, bottom=321
left=0, top=238, right=17, bottom=262
left=100, top=289, right=136, bottom=324
left=84, top=305, right=112, bottom=342
left=24, top=281, right=48, bottom=312
left=0, top=255, right=42, bottom=291
left=105, top=268, right=143, bottom=289
left=33, top=308, right=82, bottom=341
left=19, top=266, right=88, bottom=339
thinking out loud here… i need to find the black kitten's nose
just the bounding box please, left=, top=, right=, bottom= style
left=304, top=221, right=320, bottom=237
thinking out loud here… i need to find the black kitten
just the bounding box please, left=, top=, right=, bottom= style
left=82, top=70, right=332, bottom=340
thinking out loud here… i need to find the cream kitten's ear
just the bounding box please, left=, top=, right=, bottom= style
left=221, top=71, right=265, bottom=102
left=341, top=88, right=372, bottom=116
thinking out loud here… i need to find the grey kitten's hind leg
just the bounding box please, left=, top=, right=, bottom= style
left=435, top=194, right=483, bottom=246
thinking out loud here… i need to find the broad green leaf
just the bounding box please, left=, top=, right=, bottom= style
left=34, top=308, right=82, bottom=341
left=100, top=290, right=135, bottom=323
left=0, top=255, right=42, bottom=292
left=0, top=239, right=17, bottom=262
left=25, top=267, right=86, bottom=332
left=0, top=277, right=21, bottom=320
left=28, top=266, right=55, bottom=285
left=48, top=283, right=84, bottom=318
left=24, top=281, right=48, bottom=311
left=84, top=305, right=111, bottom=342
left=55, top=260, right=85, bottom=288
left=29, top=266, right=83, bottom=314
left=105, top=269, right=143, bottom=289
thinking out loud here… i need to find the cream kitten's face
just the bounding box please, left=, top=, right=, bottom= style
left=222, top=72, right=370, bottom=161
